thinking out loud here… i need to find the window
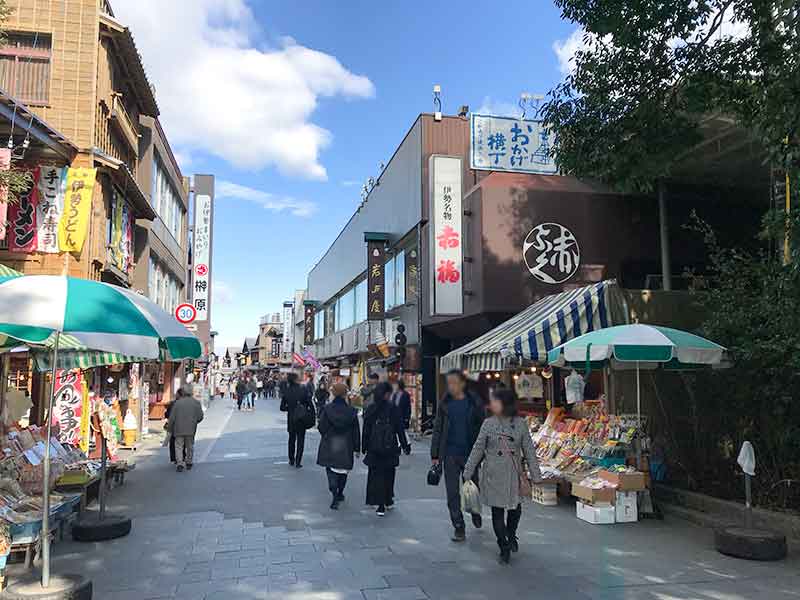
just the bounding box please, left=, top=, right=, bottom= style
left=385, top=250, right=406, bottom=309
left=355, top=278, right=367, bottom=323
left=335, top=288, right=355, bottom=332
left=0, top=33, right=52, bottom=105
left=148, top=256, right=183, bottom=312
left=314, top=310, right=324, bottom=341
left=151, top=153, right=184, bottom=242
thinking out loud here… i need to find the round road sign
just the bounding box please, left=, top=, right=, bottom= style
left=175, top=303, right=197, bottom=324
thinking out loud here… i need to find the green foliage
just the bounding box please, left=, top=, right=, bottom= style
left=542, top=0, right=800, bottom=192
left=680, top=210, right=800, bottom=507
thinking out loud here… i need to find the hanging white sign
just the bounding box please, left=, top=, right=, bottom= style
left=429, top=155, right=463, bottom=315
left=470, top=114, right=556, bottom=175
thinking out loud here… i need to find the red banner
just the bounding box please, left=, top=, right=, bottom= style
left=7, top=167, right=39, bottom=252
left=52, top=369, right=84, bottom=447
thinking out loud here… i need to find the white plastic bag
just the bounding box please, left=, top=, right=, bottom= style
left=461, top=479, right=482, bottom=515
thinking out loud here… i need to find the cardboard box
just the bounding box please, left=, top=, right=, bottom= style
left=615, top=491, right=638, bottom=523
left=576, top=501, right=615, bottom=525
left=599, top=470, right=647, bottom=491
left=572, top=483, right=615, bottom=505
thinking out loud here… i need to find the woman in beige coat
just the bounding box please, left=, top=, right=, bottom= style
left=463, top=388, right=541, bottom=564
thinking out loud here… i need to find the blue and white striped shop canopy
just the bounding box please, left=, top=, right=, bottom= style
left=440, top=280, right=621, bottom=373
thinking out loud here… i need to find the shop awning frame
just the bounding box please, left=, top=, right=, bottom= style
left=440, top=280, right=623, bottom=373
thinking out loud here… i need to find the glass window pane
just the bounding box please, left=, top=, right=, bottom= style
left=395, top=251, right=405, bottom=306
left=355, top=278, right=367, bottom=323
left=385, top=257, right=395, bottom=309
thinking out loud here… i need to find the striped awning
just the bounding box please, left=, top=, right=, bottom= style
left=440, top=280, right=620, bottom=373
left=0, top=264, right=22, bottom=278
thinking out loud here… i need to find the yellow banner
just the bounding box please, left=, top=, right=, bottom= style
left=79, top=378, right=90, bottom=454
left=58, top=167, right=96, bottom=253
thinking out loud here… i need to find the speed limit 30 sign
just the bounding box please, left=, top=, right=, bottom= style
left=175, top=303, right=197, bottom=324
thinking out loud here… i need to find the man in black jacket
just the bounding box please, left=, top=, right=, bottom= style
left=431, top=369, right=485, bottom=542
left=281, top=373, right=314, bottom=468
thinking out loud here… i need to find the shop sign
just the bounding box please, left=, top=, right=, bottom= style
left=303, top=304, right=314, bottom=346
left=429, top=155, right=463, bottom=315
left=52, top=369, right=84, bottom=447
left=0, top=149, right=10, bottom=241
left=8, top=168, right=39, bottom=252
left=405, top=247, right=419, bottom=301
left=367, top=240, right=385, bottom=320
left=57, top=167, right=97, bottom=253
left=193, top=193, right=212, bottom=321
left=523, top=222, right=581, bottom=284
left=36, top=166, right=65, bottom=254
left=470, top=114, right=556, bottom=175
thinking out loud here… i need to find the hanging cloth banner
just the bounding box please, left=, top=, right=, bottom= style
left=58, top=167, right=97, bottom=253
left=36, top=166, right=65, bottom=253
left=111, top=193, right=124, bottom=270
left=0, top=149, right=11, bottom=242
left=7, top=167, right=39, bottom=252
left=79, top=378, right=90, bottom=453
left=52, top=368, right=84, bottom=446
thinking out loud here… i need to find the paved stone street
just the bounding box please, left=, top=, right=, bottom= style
left=43, top=397, right=799, bottom=599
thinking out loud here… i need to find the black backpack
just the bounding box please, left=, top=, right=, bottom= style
left=369, top=408, right=397, bottom=455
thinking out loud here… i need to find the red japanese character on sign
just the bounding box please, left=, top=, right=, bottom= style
left=437, top=259, right=460, bottom=283
left=436, top=225, right=460, bottom=249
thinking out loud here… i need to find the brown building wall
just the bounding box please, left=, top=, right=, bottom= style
left=6, top=0, right=99, bottom=149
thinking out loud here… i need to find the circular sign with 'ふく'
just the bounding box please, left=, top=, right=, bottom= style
left=523, top=223, right=580, bottom=284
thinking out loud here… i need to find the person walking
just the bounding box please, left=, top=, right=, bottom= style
left=235, top=377, right=246, bottom=411
left=317, top=382, right=360, bottom=510
left=431, top=369, right=486, bottom=542
left=360, top=373, right=380, bottom=410
left=362, top=382, right=411, bottom=516
left=391, top=379, right=412, bottom=431
left=314, top=380, right=330, bottom=420
left=167, top=385, right=205, bottom=472
left=281, top=373, right=315, bottom=467
left=463, top=388, right=541, bottom=564
left=256, top=376, right=264, bottom=400
left=246, top=376, right=257, bottom=411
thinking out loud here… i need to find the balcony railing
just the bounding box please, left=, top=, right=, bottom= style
left=109, top=94, right=139, bottom=153
left=95, top=99, right=137, bottom=173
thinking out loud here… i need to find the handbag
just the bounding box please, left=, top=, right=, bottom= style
left=500, top=426, right=532, bottom=501
left=460, top=479, right=482, bottom=515
left=427, top=463, right=442, bottom=486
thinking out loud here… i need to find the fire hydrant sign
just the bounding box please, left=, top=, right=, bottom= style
left=175, top=303, right=197, bottom=324
left=428, top=155, right=463, bottom=316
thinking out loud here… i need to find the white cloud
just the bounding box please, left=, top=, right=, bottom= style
left=217, top=180, right=316, bottom=217
left=341, top=180, right=360, bottom=187
left=553, top=29, right=586, bottom=75
left=113, top=0, right=375, bottom=180
left=476, top=96, right=522, bottom=118
left=213, top=280, right=235, bottom=305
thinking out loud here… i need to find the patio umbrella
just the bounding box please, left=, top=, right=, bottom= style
left=546, top=324, right=727, bottom=423
left=0, top=274, right=201, bottom=587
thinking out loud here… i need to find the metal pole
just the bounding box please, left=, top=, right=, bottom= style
left=658, top=181, right=672, bottom=291
left=744, top=473, right=753, bottom=529
left=99, top=435, right=108, bottom=520
left=41, top=330, right=60, bottom=588
left=636, top=362, right=641, bottom=425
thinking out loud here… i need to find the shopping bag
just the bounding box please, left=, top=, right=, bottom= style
left=460, top=479, right=482, bottom=515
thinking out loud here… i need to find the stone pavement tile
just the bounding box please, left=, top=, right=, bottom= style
left=239, top=556, right=270, bottom=568
left=214, top=548, right=265, bottom=560
left=103, top=590, right=175, bottom=600
left=363, top=586, right=430, bottom=600
left=184, top=560, right=212, bottom=573
left=174, top=578, right=235, bottom=599
left=326, top=573, right=390, bottom=590
left=211, top=564, right=268, bottom=580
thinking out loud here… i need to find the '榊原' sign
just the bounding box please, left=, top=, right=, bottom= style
left=429, top=155, right=463, bottom=316
left=193, top=194, right=212, bottom=321
left=471, top=114, right=556, bottom=175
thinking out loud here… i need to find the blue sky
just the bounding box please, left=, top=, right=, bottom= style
left=115, top=0, right=581, bottom=349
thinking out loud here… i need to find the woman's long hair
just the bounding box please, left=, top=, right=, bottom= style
left=492, top=388, right=518, bottom=418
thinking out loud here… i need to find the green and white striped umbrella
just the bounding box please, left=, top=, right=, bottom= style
left=547, top=324, right=726, bottom=367
left=0, top=264, right=22, bottom=277
left=0, top=275, right=200, bottom=360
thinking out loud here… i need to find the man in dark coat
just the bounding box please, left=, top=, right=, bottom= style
left=431, top=369, right=486, bottom=541
left=281, top=373, right=314, bottom=468
left=391, top=379, right=412, bottom=430
left=167, top=385, right=204, bottom=472
left=317, top=382, right=360, bottom=509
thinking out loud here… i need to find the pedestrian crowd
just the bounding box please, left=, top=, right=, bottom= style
left=164, top=366, right=541, bottom=566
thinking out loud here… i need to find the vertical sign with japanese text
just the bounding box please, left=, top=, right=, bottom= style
left=0, top=149, right=11, bottom=241
left=470, top=114, right=556, bottom=175
left=53, top=369, right=83, bottom=447
left=429, top=156, right=463, bottom=315
left=8, top=168, right=39, bottom=252
left=303, top=304, right=315, bottom=346
left=36, top=166, right=65, bottom=253
left=367, top=240, right=385, bottom=320
left=193, top=194, right=212, bottom=321
left=57, top=167, right=96, bottom=253
left=405, top=247, right=419, bottom=301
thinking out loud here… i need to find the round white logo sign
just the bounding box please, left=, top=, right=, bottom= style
left=523, top=222, right=580, bottom=284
